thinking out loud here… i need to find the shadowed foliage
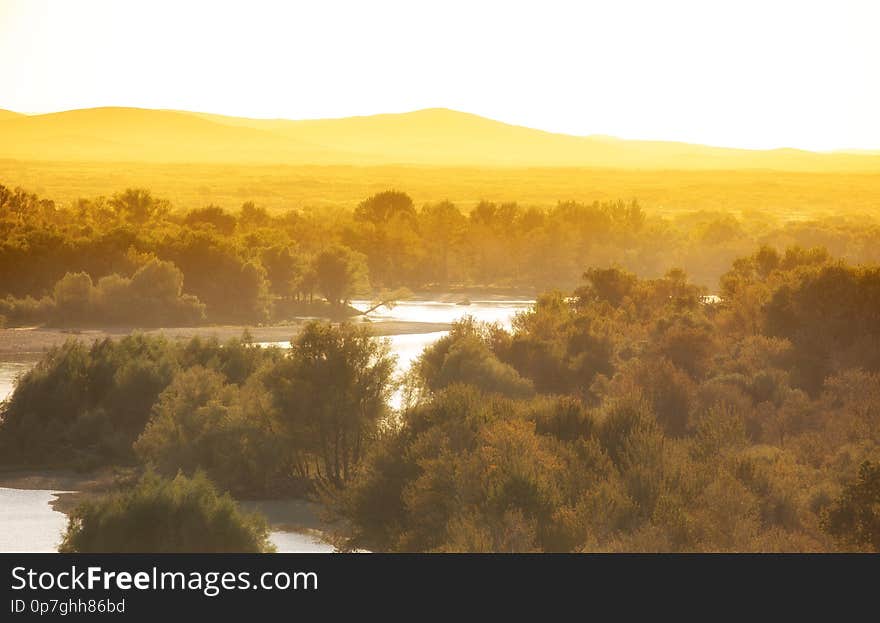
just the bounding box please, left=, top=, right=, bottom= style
left=59, top=472, right=274, bottom=553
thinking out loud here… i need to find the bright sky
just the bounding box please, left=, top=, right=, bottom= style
left=1, top=0, right=877, bottom=151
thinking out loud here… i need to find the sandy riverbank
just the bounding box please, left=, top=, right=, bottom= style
left=0, top=467, right=123, bottom=492
left=0, top=320, right=452, bottom=357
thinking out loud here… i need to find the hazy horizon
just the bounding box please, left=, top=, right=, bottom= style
left=3, top=105, right=880, bottom=173
left=2, top=104, right=878, bottom=155
left=2, top=0, right=878, bottom=152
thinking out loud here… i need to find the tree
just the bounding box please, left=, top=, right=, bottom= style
left=134, top=367, right=287, bottom=496
left=577, top=267, right=638, bottom=307
left=822, top=461, right=880, bottom=551
left=109, top=188, right=169, bottom=224
left=261, top=245, right=305, bottom=298
left=313, top=246, right=368, bottom=308
left=419, top=201, right=465, bottom=286
left=414, top=319, right=533, bottom=399
left=649, top=312, right=716, bottom=379
left=351, top=191, right=422, bottom=288
left=90, top=259, right=205, bottom=326
left=505, top=291, right=614, bottom=395
left=0, top=335, right=179, bottom=466
left=51, top=272, right=93, bottom=325
left=183, top=205, right=237, bottom=235
left=239, top=201, right=270, bottom=228
left=37, top=260, right=206, bottom=327
left=134, top=368, right=239, bottom=476
left=262, top=322, right=395, bottom=486
left=159, top=230, right=270, bottom=323
left=354, top=190, right=416, bottom=225
left=59, top=472, right=274, bottom=552
left=627, top=358, right=695, bottom=437
left=764, top=264, right=880, bottom=392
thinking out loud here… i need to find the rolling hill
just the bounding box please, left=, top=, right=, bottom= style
left=0, top=109, right=23, bottom=121
left=0, top=107, right=354, bottom=164
left=1, top=106, right=879, bottom=172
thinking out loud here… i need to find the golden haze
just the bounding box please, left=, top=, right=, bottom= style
left=2, top=106, right=879, bottom=169
left=2, top=106, right=880, bottom=217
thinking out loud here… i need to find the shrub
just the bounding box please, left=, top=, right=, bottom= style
left=415, top=319, right=533, bottom=399
left=59, top=472, right=275, bottom=553
left=135, top=367, right=290, bottom=496
left=261, top=322, right=396, bottom=486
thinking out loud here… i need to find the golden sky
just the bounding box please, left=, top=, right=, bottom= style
left=1, top=0, right=877, bottom=151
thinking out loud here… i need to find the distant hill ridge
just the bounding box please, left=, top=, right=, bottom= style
left=0, top=109, right=24, bottom=121
left=1, top=106, right=878, bottom=171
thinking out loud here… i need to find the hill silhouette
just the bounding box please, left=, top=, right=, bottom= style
left=1, top=106, right=878, bottom=171
left=0, top=107, right=352, bottom=164
left=0, top=109, right=23, bottom=121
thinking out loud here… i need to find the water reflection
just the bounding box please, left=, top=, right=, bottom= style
left=383, top=331, right=447, bottom=409
left=0, top=486, right=334, bottom=553
left=351, top=299, right=530, bottom=329
left=0, top=361, right=34, bottom=402
left=0, top=488, right=68, bottom=552
left=269, top=531, right=335, bottom=553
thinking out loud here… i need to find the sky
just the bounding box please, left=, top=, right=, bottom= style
left=1, top=0, right=878, bottom=151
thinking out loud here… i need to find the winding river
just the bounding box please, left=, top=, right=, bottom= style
left=0, top=298, right=532, bottom=552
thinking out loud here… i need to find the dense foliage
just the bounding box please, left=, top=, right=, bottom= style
left=59, top=471, right=274, bottom=553
left=0, top=335, right=182, bottom=466
left=329, top=253, right=880, bottom=552
left=0, top=259, right=205, bottom=327
left=0, top=323, right=393, bottom=498
left=821, top=461, right=880, bottom=551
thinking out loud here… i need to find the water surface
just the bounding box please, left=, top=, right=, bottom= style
left=0, top=487, right=68, bottom=552
left=269, top=531, right=335, bottom=553
left=0, top=361, right=33, bottom=402
left=351, top=299, right=530, bottom=329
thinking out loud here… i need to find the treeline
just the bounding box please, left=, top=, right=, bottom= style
left=0, top=259, right=205, bottom=327
left=4, top=183, right=880, bottom=326
left=2, top=246, right=879, bottom=551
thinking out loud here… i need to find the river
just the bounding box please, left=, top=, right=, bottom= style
left=0, top=298, right=532, bottom=552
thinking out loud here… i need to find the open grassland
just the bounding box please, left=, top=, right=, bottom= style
left=3, top=159, right=880, bottom=218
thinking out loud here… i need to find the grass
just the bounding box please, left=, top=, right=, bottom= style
left=4, top=158, right=880, bottom=218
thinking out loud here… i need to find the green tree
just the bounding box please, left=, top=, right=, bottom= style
left=419, top=201, right=465, bottom=286
left=577, top=266, right=638, bottom=307
left=93, top=259, right=205, bottom=326
left=822, top=461, right=880, bottom=551
left=354, top=190, right=416, bottom=225
left=414, top=319, right=533, bottom=399
left=183, top=205, right=237, bottom=235
left=134, top=368, right=239, bottom=477
left=351, top=191, right=422, bottom=288
left=313, top=246, right=368, bottom=308
left=0, top=336, right=179, bottom=465
left=59, top=472, right=274, bottom=553
left=261, top=245, right=305, bottom=298
left=51, top=272, right=93, bottom=326
left=109, top=188, right=169, bottom=224
left=134, top=367, right=287, bottom=496
left=262, top=322, right=395, bottom=486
